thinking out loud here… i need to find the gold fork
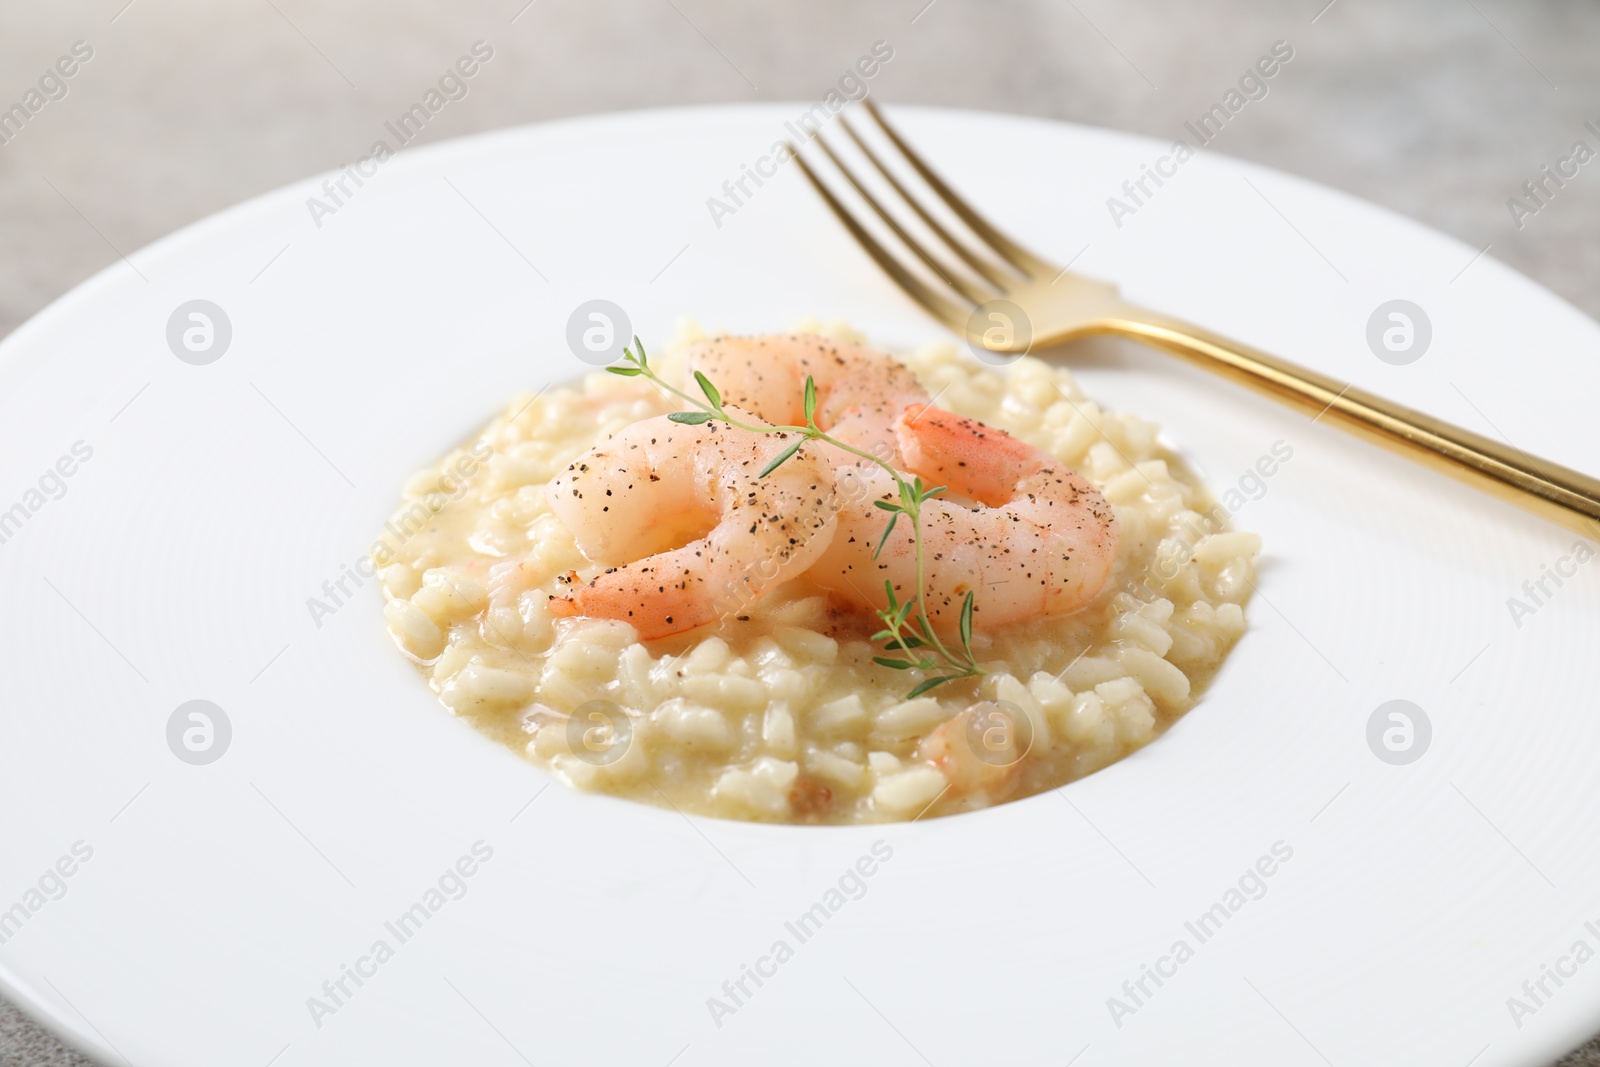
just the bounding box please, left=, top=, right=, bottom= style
left=789, top=99, right=1600, bottom=538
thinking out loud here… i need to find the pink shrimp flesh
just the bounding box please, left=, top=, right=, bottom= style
left=805, top=404, right=1118, bottom=635
left=686, top=333, right=930, bottom=467
left=544, top=412, right=839, bottom=639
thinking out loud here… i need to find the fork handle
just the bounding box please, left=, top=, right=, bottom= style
left=1107, top=308, right=1600, bottom=538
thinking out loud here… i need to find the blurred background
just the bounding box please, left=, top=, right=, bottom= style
left=1, top=0, right=1597, bottom=344
left=0, top=0, right=1596, bottom=1062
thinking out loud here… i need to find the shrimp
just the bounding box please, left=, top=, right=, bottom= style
left=917, top=701, right=1031, bottom=799
left=806, top=404, right=1117, bottom=635
left=686, top=334, right=929, bottom=466
left=544, top=412, right=838, bottom=639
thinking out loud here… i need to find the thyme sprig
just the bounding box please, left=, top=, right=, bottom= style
left=607, top=337, right=983, bottom=698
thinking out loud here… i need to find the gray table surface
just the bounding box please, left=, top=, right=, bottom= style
left=1, top=1, right=1596, bottom=1064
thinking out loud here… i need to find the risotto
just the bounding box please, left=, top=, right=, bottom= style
left=378, top=322, right=1259, bottom=824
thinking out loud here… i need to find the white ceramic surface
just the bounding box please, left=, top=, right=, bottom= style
left=1, top=104, right=1597, bottom=1067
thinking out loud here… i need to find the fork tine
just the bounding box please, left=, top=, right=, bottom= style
left=809, top=131, right=997, bottom=308
left=862, top=98, right=1055, bottom=279
left=837, top=111, right=1019, bottom=292
left=788, top=145, right=970, bottom=331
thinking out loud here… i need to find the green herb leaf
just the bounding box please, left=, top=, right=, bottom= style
left=607, top=366, right=643, bottom=376
left=694, top=370, right=722, bottom=410
left=907, top=675, right=960, bottom=699
left=872, top=513, right=898, bottom=559
left=921, top=485, right=948, bottom=501
left=803, top=375, right=818, bottom=423
left=872, top=656, right=914, bottom=670
left=668, top=411, right=712, bottom=424
left=873, top=499, right=901, bottom=512
left=759, top=439, right=804, bottom=477
left=959, top=590, right=975, bottom=653
left=633, top=336, right=648, bottom=368
left=885, top=635, right=925, bottom=651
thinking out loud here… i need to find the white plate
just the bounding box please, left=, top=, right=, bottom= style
left=2, top=104, right=1597, bottom=1067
